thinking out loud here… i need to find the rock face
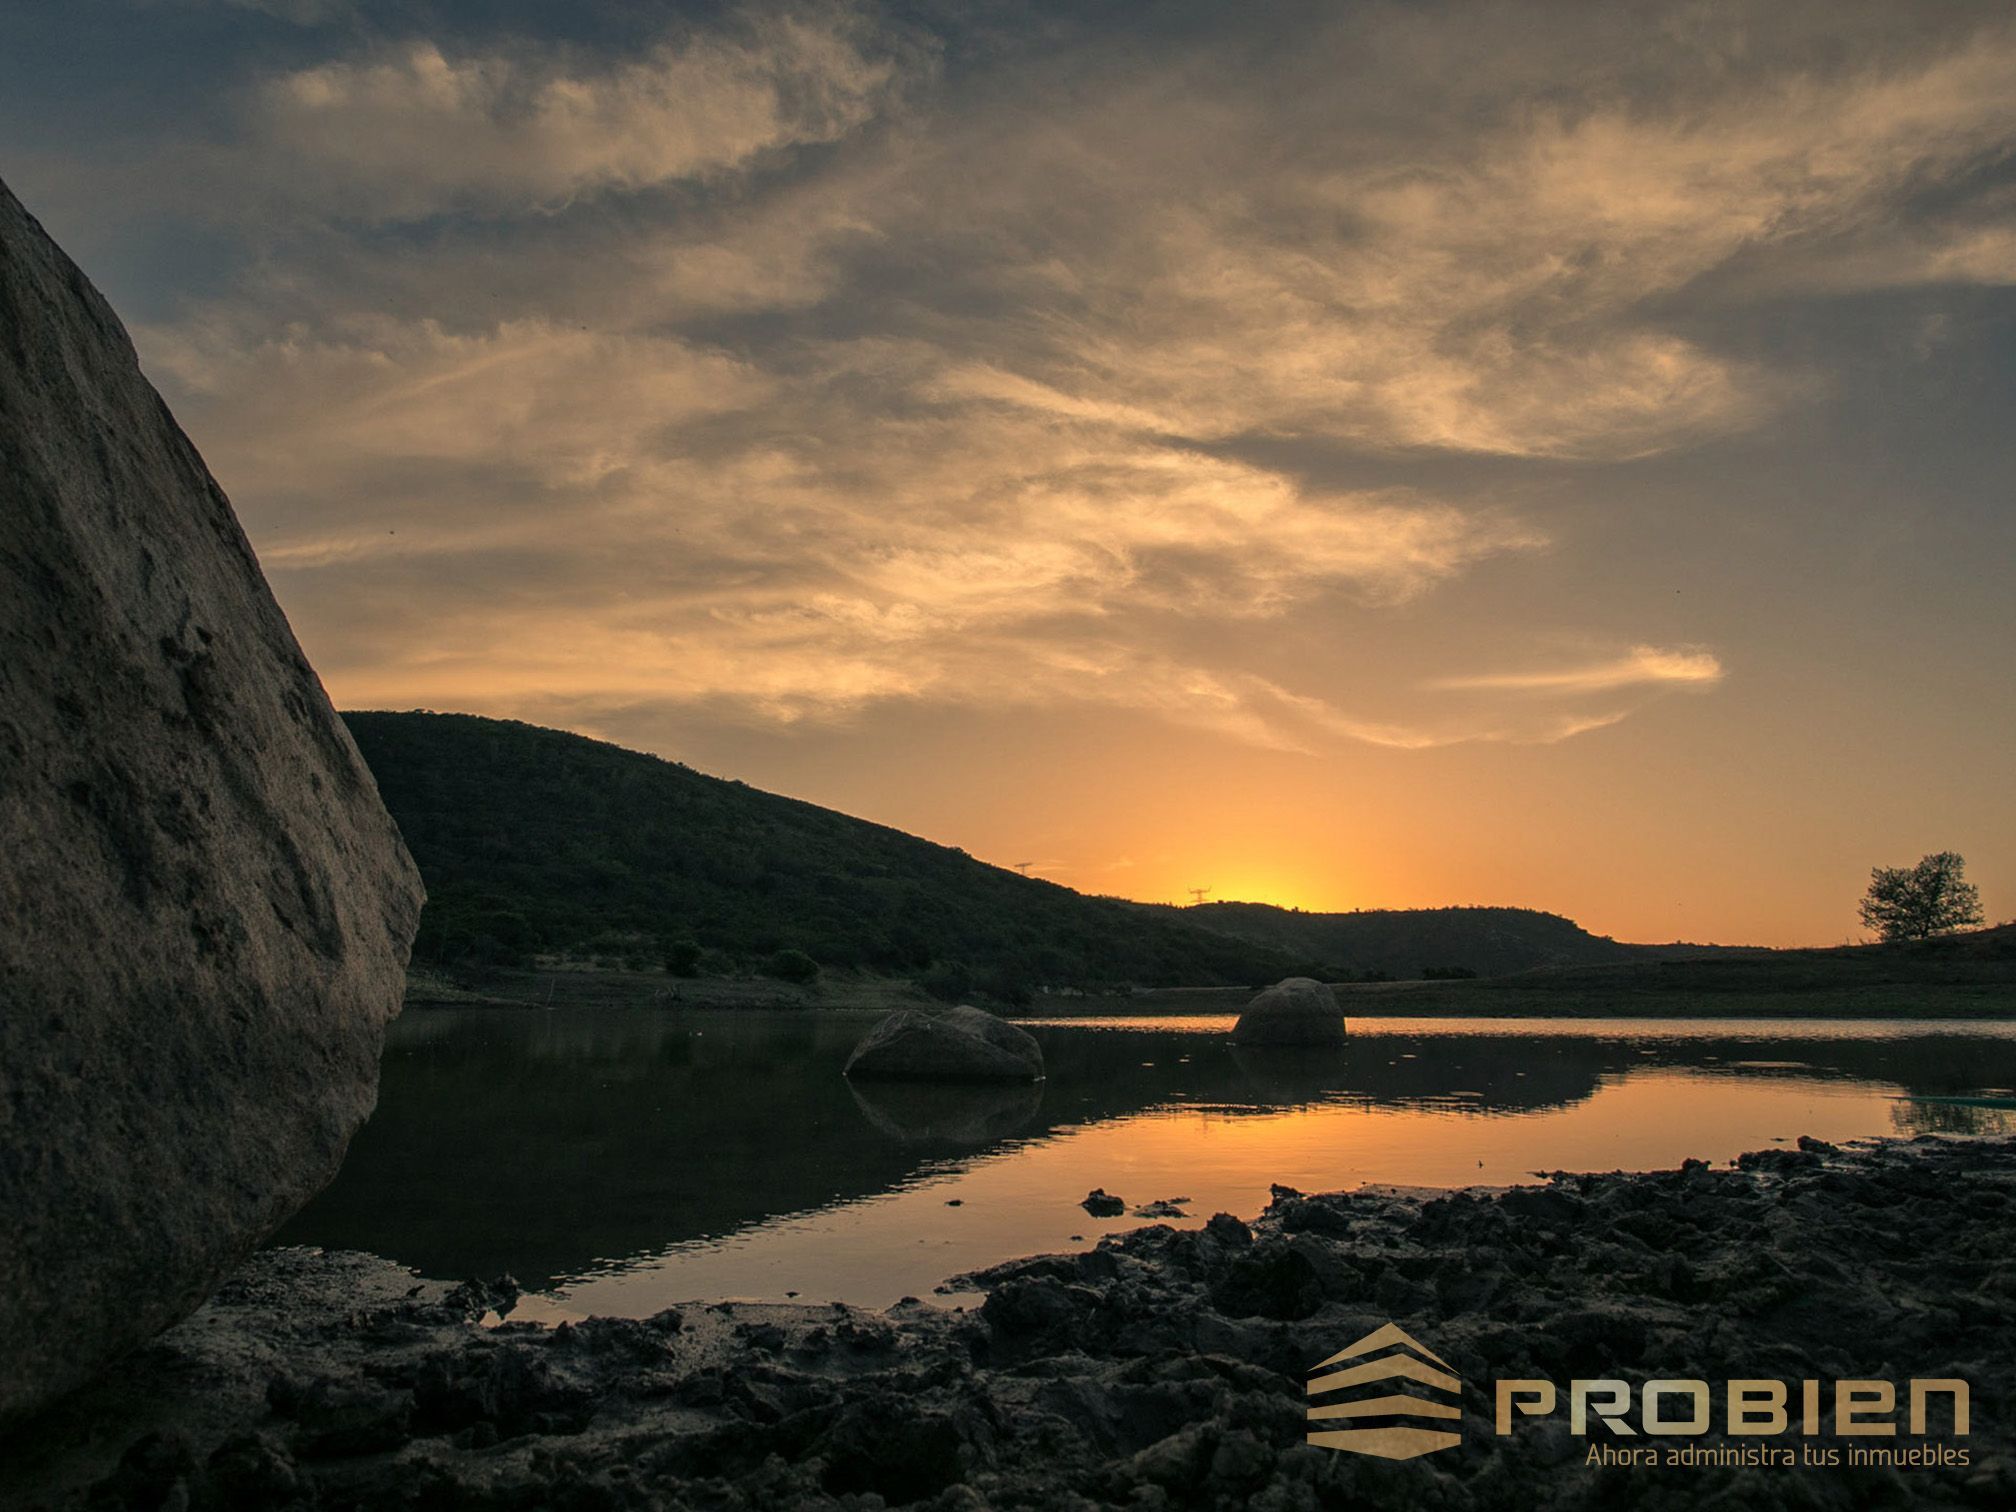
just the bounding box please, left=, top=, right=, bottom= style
left=843, top=1005, right=1044, bottom=1083
left=0, top=178, right=425, bottom=1425
left=1231, top=976, right=1346, bottom=1046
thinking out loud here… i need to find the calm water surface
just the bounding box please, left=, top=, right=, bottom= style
left=276, top=1008, right=2016, bottom=1319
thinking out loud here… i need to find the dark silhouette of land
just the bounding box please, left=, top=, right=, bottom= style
left=344, top=712, right=1842, bottom=1003
left=1131, top=899, right=1768, bottom=979
left=1320, top=922, right=2016, bottom=1016
left=345, top=711, right=1297, bottom=994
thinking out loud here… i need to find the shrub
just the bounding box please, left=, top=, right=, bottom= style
left=761, top=947, right=820, bottom=985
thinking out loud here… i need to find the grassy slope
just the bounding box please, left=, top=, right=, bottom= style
left=346, top=711, right=1302, bottom=992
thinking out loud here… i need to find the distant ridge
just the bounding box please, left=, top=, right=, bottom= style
left=1132, top=900, right=1760, bottom=981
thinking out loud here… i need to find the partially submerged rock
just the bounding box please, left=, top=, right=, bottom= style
left=843, top=1005, right=1044, bottom=1083
left=0, top=176, right=424, bottom=1425
left=1231, top=976, right=1346, bottom=1046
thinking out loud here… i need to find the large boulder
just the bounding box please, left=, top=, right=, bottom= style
left=1232, top=977, right=1346, bottom=1046
left=843, top=1005, right=1045, bottom=1083
left=0, top=178, right=424, bottom=1425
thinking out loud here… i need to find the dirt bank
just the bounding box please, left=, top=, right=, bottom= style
left=3, top=1136, right=2011, bottom=1510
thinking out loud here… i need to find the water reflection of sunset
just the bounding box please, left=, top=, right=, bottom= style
left=544, top=1070, right=1891, bottom=1320
left=282, top=1008, right=2016, bottom=1320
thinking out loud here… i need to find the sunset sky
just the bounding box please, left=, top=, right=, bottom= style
left=4, top=1, right=2011, bottom=945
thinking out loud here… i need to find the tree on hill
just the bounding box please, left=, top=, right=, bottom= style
left=1859, top=852, right=1983, bottom=942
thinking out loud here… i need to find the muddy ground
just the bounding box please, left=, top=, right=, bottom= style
left=2, top=1135, right=2010, bottom=1510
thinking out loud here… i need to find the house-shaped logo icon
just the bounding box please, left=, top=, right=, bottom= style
left=1306, top=1322, right=1464, bottom=1460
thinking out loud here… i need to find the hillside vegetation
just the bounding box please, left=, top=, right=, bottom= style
left=1131, top=901, right=1664, bottom=979
left=348, top=711, right=1927, bottom=1004
left=343, top=712, right=1301, bottom=996
left=1106, top=925, right=2016, bottom=1019
left=1444, top=922, right=2016, bottom=994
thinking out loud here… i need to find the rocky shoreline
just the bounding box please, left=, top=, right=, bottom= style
left=4, top=1134, right=2012, bottom=1510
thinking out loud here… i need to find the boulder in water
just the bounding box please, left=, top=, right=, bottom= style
left=0, top=177, right=424, bottom=1425
left=1231, top=977, right=1346, bottom=1046
left=843, top=1005, right=1044, bottom=1083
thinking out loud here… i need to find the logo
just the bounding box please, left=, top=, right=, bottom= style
left=1299, top=1320, right=1971, bottom=1474
left=1305, top=1322, right=1464, bottom=1460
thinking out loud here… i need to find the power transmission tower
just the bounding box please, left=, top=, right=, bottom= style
left=1187, top=886, right=1212, bottom=907
left=1013, top=861, right=1035, bottom=876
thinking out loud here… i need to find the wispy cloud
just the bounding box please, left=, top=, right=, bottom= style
left=245, top=11, right=906, bottom=218
left=81, top=3, right=2016, bottom=754
left=1433, top=647, right=1727, bottom=695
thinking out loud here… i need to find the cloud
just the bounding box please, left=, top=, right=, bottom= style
left=245, top=11, right=905, bottom=218
left=309, top=627, right=1496, bottom=756
left=869, top=16, right=2016, bottom=463
left=143, top=313, right=772, bottom=495
left=212, top=0, right=356, bottom=21
left=96, top=3, right=2016, bottom=756
left=197, top=342, right=1542, bottom=750
left=139, top=260, right=1545, bottom=759
left=1433, top=647, right=1727, bottom=694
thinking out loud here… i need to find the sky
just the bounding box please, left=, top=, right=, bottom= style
left=3, top=0, right=2012, bottom=945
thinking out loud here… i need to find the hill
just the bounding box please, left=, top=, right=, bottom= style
left=342, top=712, right=1302, bottom=996
left=1130, top=900, right=1760, bottom=981
left=1275, top=922, right=2016, bottom=1018
left=1105, top=923, right=2016, bottom=1019
left=347, top=711, right=1934, bottom=1005
left=1444, top=921, right=2016, bottom=994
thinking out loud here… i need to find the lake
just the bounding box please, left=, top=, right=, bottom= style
left=275, top=1007, right=2016, bottom=1321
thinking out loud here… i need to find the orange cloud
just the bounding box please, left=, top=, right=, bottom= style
left=1432, top=647, right=1726, bottom=694
left=250, top=14, right=903, bottom=217
left=102, top=3, right=2016, bottom=774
